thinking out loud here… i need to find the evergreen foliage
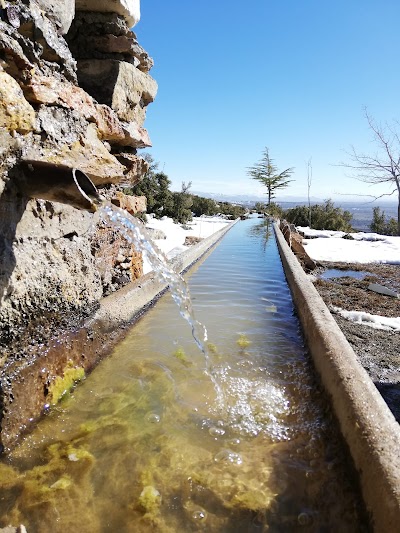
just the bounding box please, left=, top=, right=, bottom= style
left=191, top=195, right=219, bottom=217
left=217, top=202, right=246, bottom=219
left=283, top=200, right=354, bottom=231
left=130, top=171, right=173, bottom=218
left=247, top=147, right=294, bottom=205
left=165, top=182, right=193, bottom=223
left=254, top=201, right=267, bottom=213
left=127, top=154, right=245, bottom=222
left=265, top=202, right=284, bottom=218
left=370, top=207, right=398, bottom=235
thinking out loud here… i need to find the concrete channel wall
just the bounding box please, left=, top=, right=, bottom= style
left=92, top=219, right=238, bottom=329
left=274, top=222, right=400, bottom=532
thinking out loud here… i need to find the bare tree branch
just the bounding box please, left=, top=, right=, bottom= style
left=340, top=110, right=400, bottom=234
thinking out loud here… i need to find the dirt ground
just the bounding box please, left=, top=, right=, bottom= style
left=310, top=262, right=400, bottom=421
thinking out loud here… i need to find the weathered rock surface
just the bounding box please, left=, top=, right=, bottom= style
left=22, top=120, right=130, bottom=185
left=16, top=0, right=77, bottom=81
left=36, top=0, right=75, bottom=34
left=280, top=220, right=316, bottom=271
left=0, top=70, right=36, bottom=133
left=113, top=152, right=150, bottom=183
left=67, top=11, right=154, bottom=72
left=76, top=0, right=140, bottom=28
left=111, top=191, right=146, bottom=214
left=184, top=236, right=203, bottom=246
left=0, top=0, right=156, bottom=449
left=77, top=59, right=157, bottom=125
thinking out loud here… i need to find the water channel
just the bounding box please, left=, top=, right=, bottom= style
left=0, top=217, right=368, bottom=531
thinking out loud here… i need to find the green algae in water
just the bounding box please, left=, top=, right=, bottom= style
left=50, top=475, right=72, bottom=491
left=0, top=439, right=97, bottom=531
left=236, top=333, right=251, bottom=348
left=48, top=361, right=85, bottom=405
left=138, top=485, right=162, bottom=515
left=207, top=342, right=218, bottom=354
left=173, top=346, right=192, bottom=367
left=207, top=342, right=224, bottom=360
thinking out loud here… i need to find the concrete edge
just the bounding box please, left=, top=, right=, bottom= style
left=273, top=222, right=400, bottom=531
left=92, top=219, right=238, bottom=328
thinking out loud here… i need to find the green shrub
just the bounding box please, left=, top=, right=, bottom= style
left=217, top=201, right=246, bottom=219
left=265, top=202, right=283, bottom=218
left=129, top=171, right=173, bottom=219
left=191, top=195, right=219, bottom=216
left=370, top=207, right=398, bottom=235
left=283, top=200, right=353, bottom=232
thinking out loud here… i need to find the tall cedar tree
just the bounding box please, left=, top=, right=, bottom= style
left=247, top=148, right=294, bottom=205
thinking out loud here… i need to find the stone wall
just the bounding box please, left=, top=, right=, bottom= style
left=0, top=1, right=155, bottom=368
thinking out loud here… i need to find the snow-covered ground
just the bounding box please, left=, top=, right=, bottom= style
left=143, top=214, right=232, bottom=274
left=298, top=227, right=400, bottom=265
left=297, top=226, right=400, bottom=331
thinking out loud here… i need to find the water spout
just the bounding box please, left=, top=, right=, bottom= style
left=17, top=161, right=102, bottom=211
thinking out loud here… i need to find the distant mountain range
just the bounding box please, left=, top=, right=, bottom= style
left=191, top=191, right=266, bottom=205
left=191, top=190, right=397, bottom=207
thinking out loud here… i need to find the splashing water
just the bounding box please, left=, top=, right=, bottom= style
left=97, top=204, right=225, bottom=405
left=99, top=204, right=207, bottom=349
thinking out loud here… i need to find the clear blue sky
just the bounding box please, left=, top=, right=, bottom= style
left=135, top=0, right=400, bottom=201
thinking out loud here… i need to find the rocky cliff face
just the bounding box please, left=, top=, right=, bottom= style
left=0, top=0, right=155, bottom=356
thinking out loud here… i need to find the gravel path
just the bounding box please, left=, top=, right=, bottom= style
left=310, top=262, right=400, bottom=421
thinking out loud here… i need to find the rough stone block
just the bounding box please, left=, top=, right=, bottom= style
left=0, top=26, right=34, bottom=74
left=280, top=220, right=316, bottom=271
left=130, top=250, right=143, bottom=279
left=20, top=73, right=128, bottom=143
left=111, top=191, right=146, bottom=214
left=77, top=59, right=157, bottom=125
left=0, top=71, right=36, bottom=133
left=36, top=0, right=75, bottom=34
left=113, top=153, right=149, bottom=184
left=120, top=121, right=152, bottom=148
left=75, top=0, right=140, bottom=28
left=94, top=104, right=127, bottom=142
left=22, top=123, right=127, bottom=185
left=184, top=236, right=203, bottom=246
left=19, top=1, right=77, bottom=81
left=79, top=34, right=154, bottom=72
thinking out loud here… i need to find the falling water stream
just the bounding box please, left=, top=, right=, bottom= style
left=0, top=214, right=369, bottom=532
left=98, top=204, right=224, bottom=406
left=99, top=204, right=208, bottom=353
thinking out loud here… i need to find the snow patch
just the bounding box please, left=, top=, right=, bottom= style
left=297, top=227, right=400, bottom=264
left=331, top=306, right=400, bottom=332
left=143, top=215, right=232, bottom=274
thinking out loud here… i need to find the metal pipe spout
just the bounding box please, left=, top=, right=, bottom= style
left=17, top=161, right=103, bottom=212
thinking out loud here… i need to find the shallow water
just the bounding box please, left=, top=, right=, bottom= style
left=320, top=268, right=374, bottom=280
left=0, top=218, right=368, bottom=532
